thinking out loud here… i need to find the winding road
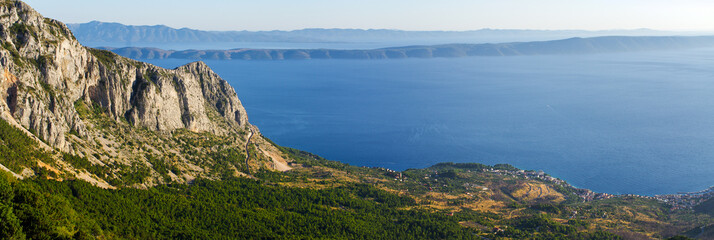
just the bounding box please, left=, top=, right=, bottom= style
left=245, top=129, right=254, bottom=174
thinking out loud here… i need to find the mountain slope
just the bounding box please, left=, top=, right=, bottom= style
left=105, top=35, right=714, bottom=61
left=0, top=0, right=286, bottom=187
left=695, top=197, right=714, bottom=217
left=67, top=20, right=677, bottom=45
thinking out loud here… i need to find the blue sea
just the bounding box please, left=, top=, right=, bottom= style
left=144, top=49, right=714, bottom=196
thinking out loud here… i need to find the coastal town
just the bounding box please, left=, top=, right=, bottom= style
left=376, top=166, right=712, bottom=211
left=481, top=168, right=618, bottom=201
left=655, top=186, right=714, bottom=210
left=483, top=167, right=713, bottom=210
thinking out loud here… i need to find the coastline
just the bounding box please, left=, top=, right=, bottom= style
left=374, top=163, right=713, bottom=210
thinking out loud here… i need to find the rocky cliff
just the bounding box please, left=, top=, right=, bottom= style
left=0, top=1, right=284, bottom=187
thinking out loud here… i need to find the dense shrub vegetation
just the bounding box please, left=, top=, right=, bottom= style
left=0, top=118, right=53, bottom=172
left=0, top=173, right=631, bottom=239
left=0, top=173, right=480, bottom=239
left=0, top=118, right=684, bottom=239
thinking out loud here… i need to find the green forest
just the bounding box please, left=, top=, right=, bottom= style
left=0, top=172, right=631, bottom=240
left=0, top=117, right=625, bottom=239
left=0, top=112, right=694, bottom=239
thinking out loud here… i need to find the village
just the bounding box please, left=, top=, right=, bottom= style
left=481, top=168, right=619, bottom=201
left=375, top=166, right=713, bottom=211
left=483, top=167, right=713, bottom=209
left=655, top=186, right=714, bottom=210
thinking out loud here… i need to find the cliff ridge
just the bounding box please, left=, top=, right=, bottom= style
left=0, top=0, right=283, bottom=187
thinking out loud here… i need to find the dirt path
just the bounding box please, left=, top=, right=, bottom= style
left=538, top=185, right=544, bottom=198
left=508, top=208, right=522, bottom=219
left=0, top=163, right=23, bottom=179
left=245, top=129, right=254, bottom=174
left=260, top=148, right=293, bottom=172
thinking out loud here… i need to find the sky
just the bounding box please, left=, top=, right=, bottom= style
left=24, top=0, right=714, bottom=32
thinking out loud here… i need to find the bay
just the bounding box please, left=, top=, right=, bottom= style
left=145, top=49, right=714, bottom=195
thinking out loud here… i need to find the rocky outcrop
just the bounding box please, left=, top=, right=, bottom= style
left=0, top=0, right=250, bottom=152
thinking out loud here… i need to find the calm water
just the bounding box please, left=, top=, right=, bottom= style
left=145, top=49, right=714, bottom=196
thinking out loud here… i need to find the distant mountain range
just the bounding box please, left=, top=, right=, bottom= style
left=103, top=35, right=714, bottom=60
left=68, top=21, right=694, bottom=46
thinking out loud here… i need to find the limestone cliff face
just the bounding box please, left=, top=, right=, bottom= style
left=0, top=1, right=250, bottom=152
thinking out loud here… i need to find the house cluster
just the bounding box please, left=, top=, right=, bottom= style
left=483, top=168, right=567, bottom=185
left=575, top=189, right=616, bottom=202
left=374, top=167, right=405, bottom=181
left=483, top=168, right=652, bottom=202
left=655, top=186, right=714, bottom=210
left=568, top=186, right=714, bottom=210
left=372, top=166, right=713, bottom=210
left=462, top=182, right=489, bottom=191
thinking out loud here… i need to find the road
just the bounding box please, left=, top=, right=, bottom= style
left=245, top=129, right=254, bottom=174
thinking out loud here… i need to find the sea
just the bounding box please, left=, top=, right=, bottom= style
left=133, top=48, right=714, bottom=196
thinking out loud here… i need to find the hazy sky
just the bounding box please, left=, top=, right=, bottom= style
left=24, top=0, right=714, bottom=31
